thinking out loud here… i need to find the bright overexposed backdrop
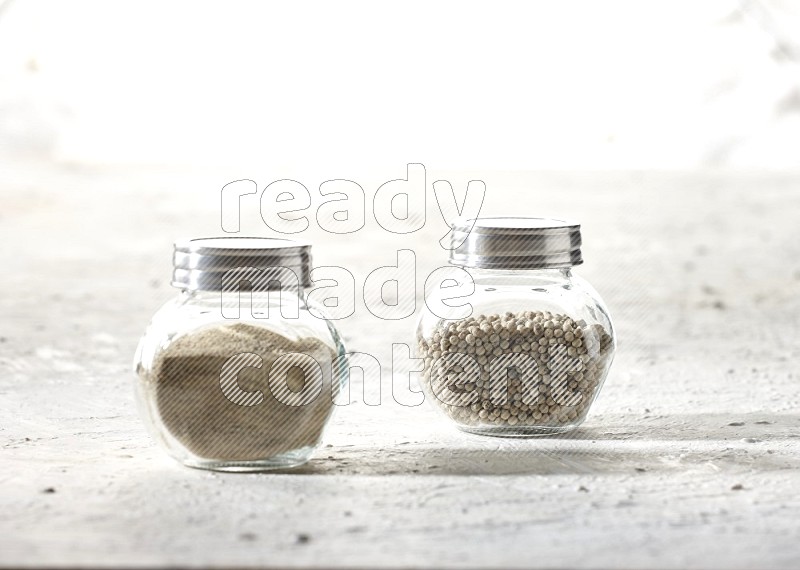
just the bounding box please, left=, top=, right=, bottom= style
left=0, top=0, right=798, bottom=169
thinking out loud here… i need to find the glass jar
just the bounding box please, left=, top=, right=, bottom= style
left=134, top=237, right=347, bottom=471
left=416, top=218, right=615, bottom=437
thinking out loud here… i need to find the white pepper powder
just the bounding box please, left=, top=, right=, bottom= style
left=146, top=323, right=338, bottom=461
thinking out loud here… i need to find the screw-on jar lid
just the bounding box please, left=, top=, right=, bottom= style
left=171, top=237, right=312, bottom=291
left=449, top=217, right=583, bottom=269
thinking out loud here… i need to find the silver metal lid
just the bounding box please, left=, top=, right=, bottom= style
left=450, top=217, right=582, bottom=269
left=171, top=237, right=312, bottom=291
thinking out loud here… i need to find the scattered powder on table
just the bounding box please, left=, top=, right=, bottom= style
left=147, top=323, right=338, bottom=461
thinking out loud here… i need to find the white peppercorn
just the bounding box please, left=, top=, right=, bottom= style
left=416, top=217, right=616, bottom=436
left=417, top=309, right=613, bottom=430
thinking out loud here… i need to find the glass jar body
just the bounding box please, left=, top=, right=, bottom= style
left=416, top=267, right=615, bottom=436
left=133, top=289, right=347, bottom=471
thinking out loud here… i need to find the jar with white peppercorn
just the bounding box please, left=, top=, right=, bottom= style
left=134, top=238, right=347, bottom=471
left=416, top=218, right=615, bottom=437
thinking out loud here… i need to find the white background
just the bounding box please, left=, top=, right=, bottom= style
left=1, top=0, right=799, bottom=170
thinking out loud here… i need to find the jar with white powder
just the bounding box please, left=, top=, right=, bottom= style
left=134, top=237, right=347, bottom=471
left=416, top=218, right=615, bottom=436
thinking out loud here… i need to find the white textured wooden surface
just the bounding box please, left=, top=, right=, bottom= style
left=1, top=164, right=799, bottom=569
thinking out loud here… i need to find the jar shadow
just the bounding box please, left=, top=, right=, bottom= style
left=282, top=412, right=800, bottom=477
